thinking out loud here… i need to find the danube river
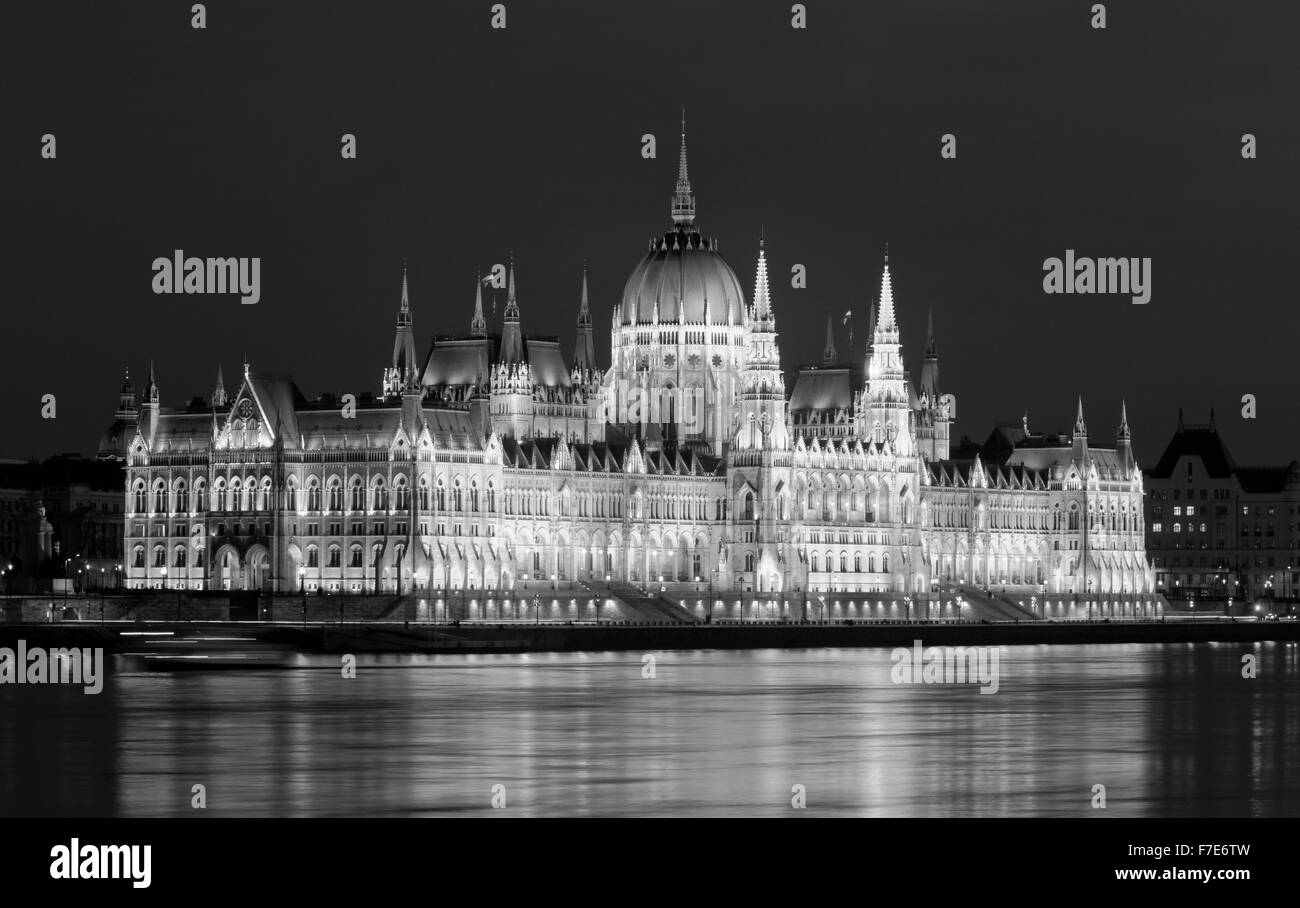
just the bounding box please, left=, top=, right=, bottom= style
left=2, top=642, right=1297, bottom=817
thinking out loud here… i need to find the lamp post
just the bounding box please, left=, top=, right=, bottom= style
left=299, top=566, right=307, bottom=626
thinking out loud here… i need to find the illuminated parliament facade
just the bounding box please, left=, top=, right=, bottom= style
left=100, top=124, right=1156, bottom=617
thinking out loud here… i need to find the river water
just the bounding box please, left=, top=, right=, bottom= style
left=2, top=642, right=1297, bottom=817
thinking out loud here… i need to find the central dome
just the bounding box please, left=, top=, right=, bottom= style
left=620, top=226, right=747, bottom=326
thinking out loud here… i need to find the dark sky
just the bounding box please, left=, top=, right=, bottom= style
left=4, top=1, right=1298, bottom=467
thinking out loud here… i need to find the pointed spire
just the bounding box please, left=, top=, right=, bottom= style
left=213, top=364, right=227, bottom=408
left=671, top=108, right=696, bottom=226
left=1119, top=399, right=1129, bottom=432
left=823, top=314, right=837, bottom=364
left=578, top=266, right=591, bottom=324
left=471, top=270, right=487, bottom=335
left=925, top=308, right=936, bottom=356
left=1075, top=396, right=1087, bottom=435
left=504, top=256, right=520, bottom=320
left=399, top=260, right=410, bottom=315
left=752, top=236, right=773, bottom=323
left=877, top=248, right=897, bottom=333
left=573, top=266, right=596, bottom=372
left=144, top=360, right=159, bottom=402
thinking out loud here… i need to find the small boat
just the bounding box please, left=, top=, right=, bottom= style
left=120, top=633, right=294, bottom=671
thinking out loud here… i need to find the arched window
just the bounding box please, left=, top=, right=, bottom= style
left=173, top=545, right=187, bottom=568
left=453, top=480, right=463, bottom=512
left=133, top=481, right=147, bottom=514
left=811, top=553, right=820, bottom=573
left=840, top=551, right=849, bottom=572
left=306, top=545, right=319, bottom=568
left=854, top=552, right=862, bottom=573
left=470, top=481, right=480, bottom=512
left=194, top=480, right=206, bottom=514
left=176, top=482, right=189, bottom=513
left=349, top=545, right=363, bottom=568
left=152, top=545, right=166, bottom=567
left=306, top=478, right=321, bottom=512
left=154, top=483, right=167, bottom=514
left=328, top=480, right=343, bottom=512
left=373, top=479, right=388, bottom=511
left=394, top=478, right=410, bottom=511
left=133, top=544, right=145, bottom=568
left=435, top=482, right=447, bottom=511
left=328, top=545, right=341, bottom=568
left=487, top=482, right=496, bottom=513
left=741, top=491, right=754, bottom=522
left=882, top=553, right=891, bottom=573
left=350, top=480, right=364, bottom=512
left=418, top=479, right=429, bottom=511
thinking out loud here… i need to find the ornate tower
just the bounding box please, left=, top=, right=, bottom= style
left=499, top=259, right=524, bottom=365
left=212, top=364, right=227, bottom=408
left=384, top=264, right=418, bottom=397
left=573, top=268, right=596, bottom=373
left=822, top=314, right=837, bottom=365
left=470, top=271, right=488, bottom=337
left=141, top=361, right=161, bottom=445
left=727, top=238, right=794, bottom=595
left=862, top=250, right=913, bottom=456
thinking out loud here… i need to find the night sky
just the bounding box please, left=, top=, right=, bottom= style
left=5, top=1, right=1298, bottom=466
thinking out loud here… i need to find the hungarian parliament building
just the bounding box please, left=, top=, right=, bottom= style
left=99, top=122, right=1156, bottom=618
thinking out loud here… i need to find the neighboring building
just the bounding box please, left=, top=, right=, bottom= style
left=1143, top=411, right=1300, bottom=605
left=0, top=455, right=125, bottom=591
left=98, top=120, right=1155, bottom=608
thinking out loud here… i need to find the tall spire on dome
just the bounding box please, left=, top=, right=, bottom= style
left=1075, top=396, right=1088, bottom=435
left=823, top=314, right=837, bottom=364
left=925, top=308, right=936, bottom=356
left=471, top=270, right=487, bottom=336
left=671, top=108, right=696, bottom=226
left=752, top=236, right=773, bottom=324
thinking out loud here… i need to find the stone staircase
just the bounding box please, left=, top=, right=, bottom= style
left=605, top=582, right=701, bottom=624
left=957, top=585, right=1041, bottom=621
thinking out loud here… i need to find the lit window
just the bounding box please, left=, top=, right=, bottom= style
left=1173, top=522, right=1182, bottom=533
left=1173, top=506, right=1182, bottom=516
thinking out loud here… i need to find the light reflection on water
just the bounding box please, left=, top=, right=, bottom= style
left=2, top=643, right=1297, bottom=817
